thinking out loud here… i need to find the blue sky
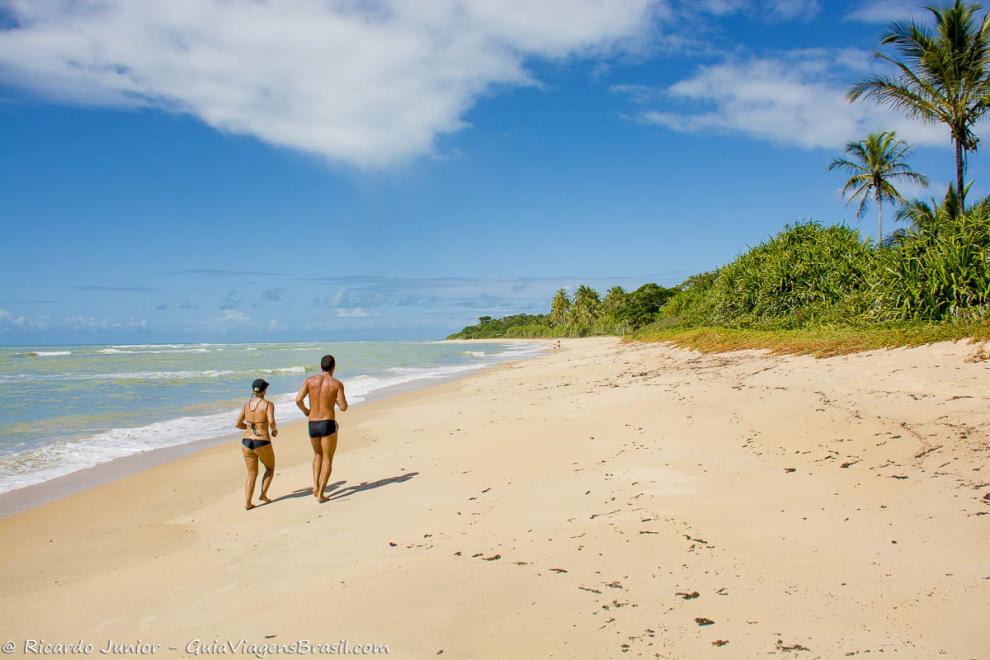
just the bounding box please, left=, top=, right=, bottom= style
left=1, top=0, right=987, bottom=343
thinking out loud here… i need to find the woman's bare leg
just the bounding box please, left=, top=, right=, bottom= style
left=310, top=437, right=322, bottom=496
left=317, top=434, right=339, bottom=503
left=242, top=447, right=259, bottom=510
left=257, top=445, right=275, bottom=503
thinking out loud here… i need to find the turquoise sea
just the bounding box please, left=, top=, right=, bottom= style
left=0, top=340, right=542, bottom=494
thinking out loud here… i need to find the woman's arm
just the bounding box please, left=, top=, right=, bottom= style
left=235, top=406, right=247, bottom=430
left=268, top=401, right=278, bottom=437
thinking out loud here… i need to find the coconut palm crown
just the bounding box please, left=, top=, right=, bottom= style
left=828, top=131, right=929, bottom=244
left=847, top=0, right=990, bottom=212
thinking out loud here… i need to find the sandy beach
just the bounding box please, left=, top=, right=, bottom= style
left=1, top=337, right=988, bottom=658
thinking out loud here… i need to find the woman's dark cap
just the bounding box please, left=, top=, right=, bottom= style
left=252, top=378, right=270, bottom=393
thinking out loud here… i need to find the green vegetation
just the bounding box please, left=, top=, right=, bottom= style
left=449, top=2, right=990, bottom=355
left=451, top=314, right=551, bottom=339
left=828, top=131, right=928, bottom=244
left=449, top=283, right=676, bottom=339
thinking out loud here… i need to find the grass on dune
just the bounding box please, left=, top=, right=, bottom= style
left=628, top=322, right=990, bottom=358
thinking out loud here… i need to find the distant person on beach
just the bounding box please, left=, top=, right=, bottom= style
left=295, top=355, right=348, bottom=502
left=235, top=378, right=277, bottom=510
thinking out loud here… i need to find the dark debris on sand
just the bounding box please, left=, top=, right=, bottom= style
left=776, top=640, right=811, bottom=652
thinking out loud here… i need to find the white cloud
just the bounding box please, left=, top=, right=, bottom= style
left=0, top=0, right=661, bottom=167
left=845, top=0, right=928, bottom=24
left=63, top=316, right=148, bottom=332
left=764, top=0, right=819, bottom=22
left=0, top=308, right=53, bottom=332
left=681, top=0, right=818, bottom=20
left=694, top=0, right=749, bottom=15
left=214, top=309, right=250, bottom=323
left=335, top=307, right=370, bottom=318
left=636, top=49, right=949, bottom=150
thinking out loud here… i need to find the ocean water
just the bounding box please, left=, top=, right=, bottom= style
left=0, top=340, right=543, bottom=494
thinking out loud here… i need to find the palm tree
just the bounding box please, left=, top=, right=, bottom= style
left=848, top=0, right=990, bottom=212
left=569, top=285, right=601, bottom=326
left=896, top=181, right=990, bottom=231
left=601, top=286, right=628, bottom=315
left=548, top=289, right=571, bottom=327
left=828, top=130, right=929, bottom=244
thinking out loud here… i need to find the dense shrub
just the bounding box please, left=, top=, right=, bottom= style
left=876, top=206, right=990, bottom=320
left=706, top=222, right=877, bottom=327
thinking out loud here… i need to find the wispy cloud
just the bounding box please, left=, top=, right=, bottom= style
left=764, top=0, right=819, bottom=22
left=632, top=49, right=949, bottom=150
left=0, top=308, right=50, bottom=332
left=259, top=287, right=285, bottom=303
left=167, top=268, right=286, bottom=277
left=335, top=308, right=370, bottom=318
left=845, top=0, right=928, bottom=24
left=74, top=284, right=156, bottom=292
left=0, top=308, right=155, bottom=335
left=610, top=83, right=664, bottom=104
left=678, top=0, right=819, bottom=21
left=218, top=290, right=242, bottom=310
left=0, top=1, right=661, bottom=168
left=692, top=0, right=749, bottom=16
left=213, top=309, right=250, bottom=323
left=0, top=299, right=57, bottom=304
left=64, top=316, right=149, bottom=332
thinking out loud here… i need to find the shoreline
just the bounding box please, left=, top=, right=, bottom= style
left=2, top=337, right=986, bottom=657
left=0, top=339, right=551, bottom=518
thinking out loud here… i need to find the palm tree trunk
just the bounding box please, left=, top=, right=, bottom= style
left=876, top=189, right=883, bottom=246
left=955, top=136, right=966, bottom=214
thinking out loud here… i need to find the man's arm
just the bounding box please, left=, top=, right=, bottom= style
left=235, top=406, right=247, bottom=430
left=268, top=401, right=278, bottom=437
left=336, top=381, right=348, bottom=412
left=295, top=380, right=310, bottom=416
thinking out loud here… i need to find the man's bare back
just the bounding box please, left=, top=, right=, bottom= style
left=298, top=373, right=346, bottom=421
left=295, top=354, right=347, bottom=502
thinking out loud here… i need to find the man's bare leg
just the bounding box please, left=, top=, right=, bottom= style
left=310, top=437, right=323, bottom=496
left=242, top=447, right=259, bottom=510
left=257, top=445, right=275, bottom=503
left=316, top=434, right=339, bottom=503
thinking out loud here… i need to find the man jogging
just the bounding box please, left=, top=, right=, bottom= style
left=295, top=354, right=348, bottom=502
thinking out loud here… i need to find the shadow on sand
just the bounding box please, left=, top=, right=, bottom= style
left=271, top=480, right=348, bottom=504
left=322, top=472, right=419, bottom=502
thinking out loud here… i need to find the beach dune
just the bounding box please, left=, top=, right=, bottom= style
left=0, top=337, right=987, bottom=658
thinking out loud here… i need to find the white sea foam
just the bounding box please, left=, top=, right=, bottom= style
left=24, top=351, right=72, bottom=357
left=464, top=350, right=486, bottom=357
left=110, top=343, right=221, bottom=349
left=0, top=366, right=307, bottom=384
left=100, top=347, right=213, bottom=354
